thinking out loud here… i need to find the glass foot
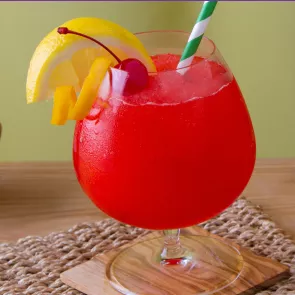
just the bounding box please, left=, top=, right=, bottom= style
left=106, top=235, right=244, bottom=295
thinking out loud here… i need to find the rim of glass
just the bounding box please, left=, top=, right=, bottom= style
left=134, top=30, right=217, bottom=74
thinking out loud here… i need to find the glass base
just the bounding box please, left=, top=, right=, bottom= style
left=106, top=235, right=244, bottom=295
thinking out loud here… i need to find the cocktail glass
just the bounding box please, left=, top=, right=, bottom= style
left=73, top=31, right=256, bottom=294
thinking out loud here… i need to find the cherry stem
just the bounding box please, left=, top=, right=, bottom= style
left=57, top=27, right=121, bottom=64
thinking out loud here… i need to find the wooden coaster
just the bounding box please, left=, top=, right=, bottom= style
left=61, top=226, right=290, bottom=295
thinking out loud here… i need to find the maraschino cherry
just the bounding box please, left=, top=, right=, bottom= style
left=58, top=27, right=149, bottom=96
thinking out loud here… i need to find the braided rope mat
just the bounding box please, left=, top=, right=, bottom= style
left=1, top=197, right=295, bottom=295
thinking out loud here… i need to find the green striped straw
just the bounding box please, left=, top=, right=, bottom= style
left=177, top=1, right=218, bottom=75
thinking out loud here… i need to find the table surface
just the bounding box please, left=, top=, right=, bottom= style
left=1, top=159, right=295, bottom=242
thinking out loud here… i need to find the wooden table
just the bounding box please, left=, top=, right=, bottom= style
left=1, top=159, right=295, bottom=242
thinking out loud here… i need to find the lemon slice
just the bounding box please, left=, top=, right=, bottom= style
left=51, top=57, right=112, bottom=125
left=26, top=17, right=155, bottom=104
left=69, top=57, right=112, bottom=121
left=51, top=86, right=76, bottom=125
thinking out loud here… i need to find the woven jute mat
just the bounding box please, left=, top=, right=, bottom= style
left=1, top=197, right=295, bottom=295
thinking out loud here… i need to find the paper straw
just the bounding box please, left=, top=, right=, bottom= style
left=177, top=1, right=218, bottom=75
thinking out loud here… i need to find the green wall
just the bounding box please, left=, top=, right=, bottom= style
left=206, top=2, right=295, bottom=158
left=0, top=2, right=294, bottom=161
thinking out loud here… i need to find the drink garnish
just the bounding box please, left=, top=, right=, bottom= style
left=52, top=28, right=149, bottom=124
left=51, top=86, right=76, bottom=125
left=25, top=17, right=156, bottom=125
left=58, top=27, right=149, bottom=96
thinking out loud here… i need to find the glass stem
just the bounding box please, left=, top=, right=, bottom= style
left=161, top=229, right=185, bottom=264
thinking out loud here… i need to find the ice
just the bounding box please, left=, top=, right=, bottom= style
left=184, top=59, right=231, bottom=99
left=156, top=71, right=186, bottom=104
left=110, top=67, right=129, bottom=96
left=98, top=55, right=231, bottom=106
left=98, top=68, right=129, bottom=99
left=98, top=71, right=111, bottom=100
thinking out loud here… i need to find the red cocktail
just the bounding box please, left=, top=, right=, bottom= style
left=74, top=43, right=255, bottom=231
left=73, top=32, right=256, bottom=295
left=72, top=32, right=256, bottom=294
